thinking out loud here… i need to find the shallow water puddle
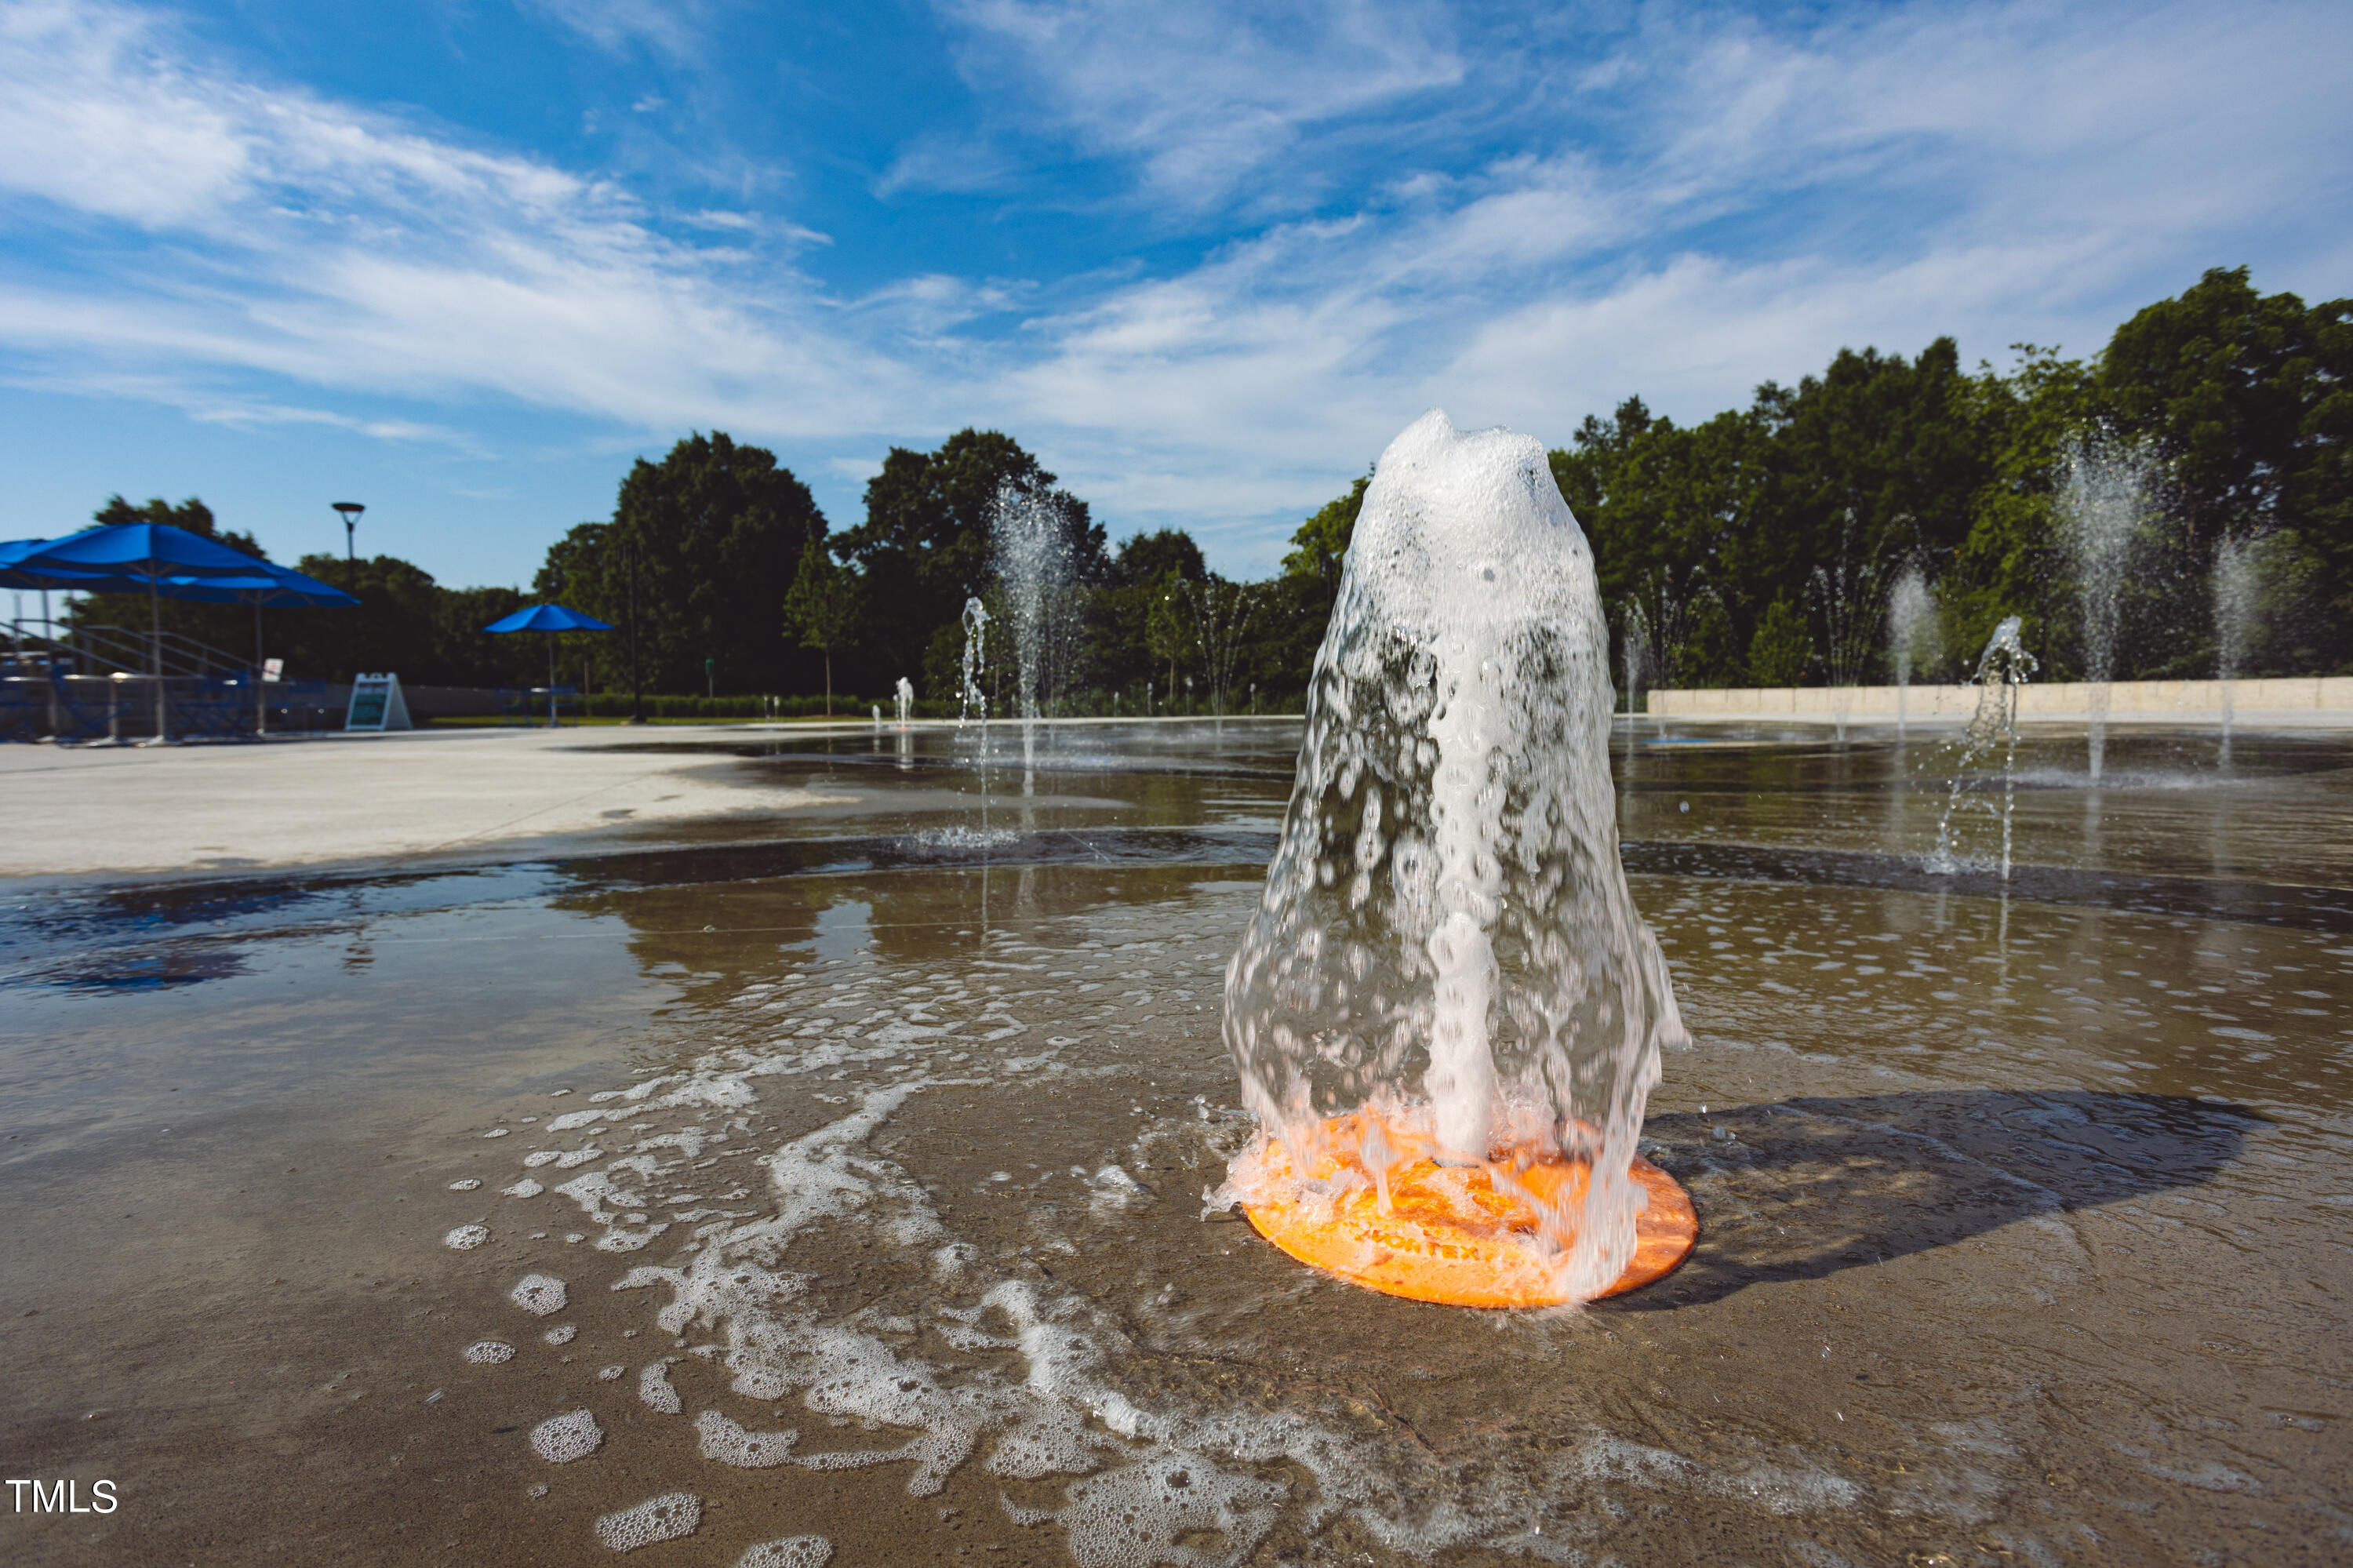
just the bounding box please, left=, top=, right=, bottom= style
left=5, top=727, right=2351, bottom=1565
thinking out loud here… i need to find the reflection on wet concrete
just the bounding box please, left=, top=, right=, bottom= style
left=3, top=722, right=2350, bottom=1566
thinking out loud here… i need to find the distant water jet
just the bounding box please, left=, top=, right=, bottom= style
left=2212, top=533, right=2265, bottom=768
left=1620, top=599, right=1649, bottom=762
left=1211, top=410, right=1694, bottom=1307
left=959, top=597, right=991, bottom=839
left=993, top=484, right=1075, bottom=791
left=1928, top=616, right=2038, bottom=879
left=1887, top=566, right=1939, bottom=737
left=2057, top=431, right=2158, bottom=783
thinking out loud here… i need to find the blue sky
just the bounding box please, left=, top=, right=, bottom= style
left=1, top=0, right=2347, bottom=589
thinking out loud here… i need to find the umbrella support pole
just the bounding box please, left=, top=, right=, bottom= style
left=146, top=577, right=169, bottom=746
left=253, top=602, right=267, bottom=738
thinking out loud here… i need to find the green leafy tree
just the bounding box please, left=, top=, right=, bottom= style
left=837, top=429, right=1103, bottom=696
left=1746, top=597, right=1813, bottom=686
left=1254, top=474, right=1372, bottom=691
left=2099, top=267, right=2353, bottom=669
left=1940, top=344, right=2100, bottom=672
left=1144, top=569, right=1191, bottom=701
left=1085, top=529, right=1205, bottom=694
left=271, top=554, right=448, bottom=684
left=782, top=540, right=864, bottom=715
left=536, top=433, right=828, bottom=697
left=1281, top=473, right=1369, bottom=603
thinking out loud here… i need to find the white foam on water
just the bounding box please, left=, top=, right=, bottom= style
left=1014, top=1450, right=1286, bottom=1568
left=449, top=1178, right=482, bottom=1191
left=696, top=1409, right=801, bottom=1468
left=504, top=1178, right=546, bottom=1199
left=639, top=1360, right=682, bottom=1414
left=452, top=977, right=1868, bottom=1564
left=443, top=1224, right=489, bottom=1250
left=736, top=1537, right=833, bottom=1568
left=524, top=1150, right=563, bottom=1168
left=544, top=1324, right=577, bottom=1346
left=511, top=1274, right=567, bottom=1316
left=530, top=1408, right=602, bottom=1463
left=464, top=1341, right=515, bottom=1364
left=595, top=1491, right=700, bottom=1552
left=598, top=1364, right=625, bottom=1381
left=483, top=1128, right=511, bottom=1138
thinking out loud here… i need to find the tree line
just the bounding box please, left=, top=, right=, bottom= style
left=48, top=266, right=2347, bottom=706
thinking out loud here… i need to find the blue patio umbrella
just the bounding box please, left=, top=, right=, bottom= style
left=9, top=523, right=276, bottom=742
left=484, top=602, right=614, bottom=726
left=1, top=540, right=129, bottom=677
left=155, top=562, right=362, bottom=735
left=0, top=536, right=138, bottom=591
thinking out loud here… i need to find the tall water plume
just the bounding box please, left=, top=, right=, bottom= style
left=2057, top=431, right=2159, bottom=782
left=1619, top=598, right=1649, bottom=761
left=993, top=485, right=1077, bottom=789
left=1886, top=566, right=1940, bottom=737
left=959, top=596, right=991, bottom=837
left=2212, top=533, right=2265, bottom=767
left=1179, top=577, right=1260, bottom=725
left=1928, top=617, right=2038, bottom=879
left=1214, top=410, right=1686, bottom=1303
left=894, top=676, right=914, bottom=728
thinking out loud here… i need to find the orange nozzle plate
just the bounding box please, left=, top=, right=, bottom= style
left=1240, top=1115, right=1697, bottom=1308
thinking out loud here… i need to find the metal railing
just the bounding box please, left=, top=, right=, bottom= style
left=0, top=675, right=340, bottom=743
left=5, top=615, right=257, bottom=681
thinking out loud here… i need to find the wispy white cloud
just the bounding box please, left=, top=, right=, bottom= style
left=932, top=0, right=1466, bottom=209
left=0, top=0, right=914, bottom=438
left=874, top=132, right=1027, bottom=198
left=0, top=0, right=2344, bottom=580
left=524, top=0, right=704, bottom=60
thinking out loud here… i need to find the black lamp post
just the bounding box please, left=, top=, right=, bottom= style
left=333, top=502, right=365, bottom=565
left=626, top=537, right=643, bottom=725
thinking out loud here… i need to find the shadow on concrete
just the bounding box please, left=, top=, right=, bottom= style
left=1608, top=1090, right=2263, bottom=1312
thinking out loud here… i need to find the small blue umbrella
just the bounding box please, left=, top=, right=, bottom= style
left=485, top=602, right=613, bottom=726
left=482, top=603, right=615, bottom=634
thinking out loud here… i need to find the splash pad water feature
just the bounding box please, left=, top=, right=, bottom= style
left=1928, top=615, right=2038, bottom=877
left=2057, top=431, right=2158, bottom=783
left=1210, top=411, right=1696, bottom=1307
left=1887, top=565, right=1937, bottom=737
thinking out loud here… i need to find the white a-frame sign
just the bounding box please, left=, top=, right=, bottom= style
left=344, top=672, right=413, bottom=731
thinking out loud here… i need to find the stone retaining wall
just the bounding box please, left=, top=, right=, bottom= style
left=1645, top=676, right=2353, bottom=722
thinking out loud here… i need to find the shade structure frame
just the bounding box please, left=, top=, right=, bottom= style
left=2, top=523, right=297, bottom=744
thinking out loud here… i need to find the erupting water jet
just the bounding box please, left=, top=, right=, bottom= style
left=2213, top=534, right=2264, bottom=767
left=1928, top=616, right=2038, bottom=879
left=1209, top=411, right=1696, bottom=1308
left=1887, top=566, right=1938, bottom=737
left=2057, top=431, right=2157, bottom=783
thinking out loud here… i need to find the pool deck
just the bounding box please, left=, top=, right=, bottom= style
left=0, top=725, right=860, bottom=881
